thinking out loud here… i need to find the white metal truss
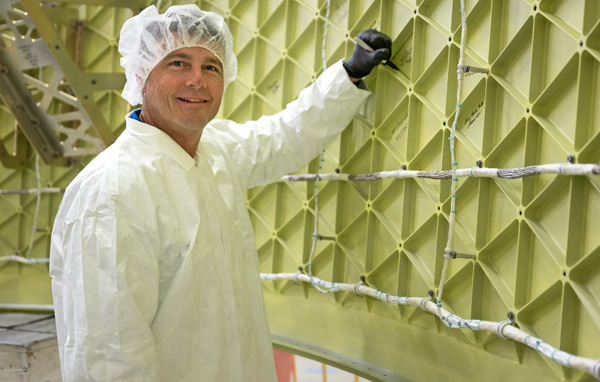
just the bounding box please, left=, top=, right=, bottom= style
left=0, top=0, right=106, bottom=159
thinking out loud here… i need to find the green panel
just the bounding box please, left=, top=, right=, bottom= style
left=0, top=0, right=599, bottom=381
left=247, top=0, right=600, bottom=380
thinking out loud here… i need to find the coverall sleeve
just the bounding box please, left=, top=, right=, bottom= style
left=50, top=194, right=160, bottom=382
left=208, top=60, right=371, bottom=189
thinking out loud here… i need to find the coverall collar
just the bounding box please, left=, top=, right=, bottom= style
left=125, top=111, right=198, bottom=171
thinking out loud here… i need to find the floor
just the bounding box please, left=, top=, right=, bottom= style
left=291, top=354, right=371, bottom=382
left=0, top=313, right=373, bottom=382
left=0, top=313, right=61, bottom=381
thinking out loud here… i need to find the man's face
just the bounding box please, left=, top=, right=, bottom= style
left=142, top=46, right=224, bottom=136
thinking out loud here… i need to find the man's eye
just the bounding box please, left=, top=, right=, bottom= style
left=171, top=61, right=184, bottom=67
left=206, top=65, right=220, bottom=72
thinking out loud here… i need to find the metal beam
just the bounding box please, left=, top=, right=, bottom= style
left=19, top=0, right=116, bottom=148
left=272, top=334, right=412, bottom=382
left=0, top=0, right=129, bottom=165
left=0, top=46, right=63, bottom=163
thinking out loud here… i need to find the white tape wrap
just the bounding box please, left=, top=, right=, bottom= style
left=456, top=168, right=498, bottom=177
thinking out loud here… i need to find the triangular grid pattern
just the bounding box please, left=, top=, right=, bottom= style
left=243, top=0, right=600, bottom=379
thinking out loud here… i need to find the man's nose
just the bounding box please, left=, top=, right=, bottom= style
left=186, top=67, right=206, bottom=88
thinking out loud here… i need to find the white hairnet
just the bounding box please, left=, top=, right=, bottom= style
left=119, top=4, right=237, bottom=106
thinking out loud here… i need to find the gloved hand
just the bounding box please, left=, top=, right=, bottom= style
left=343, top=29, right=392, bottom=79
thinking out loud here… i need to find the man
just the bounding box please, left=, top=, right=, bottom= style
left=50, top=4, right=392, bottom=381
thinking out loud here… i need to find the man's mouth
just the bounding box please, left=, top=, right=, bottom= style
left=177, top=97, right=208, bottom=103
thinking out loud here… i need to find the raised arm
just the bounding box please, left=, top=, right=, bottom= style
left=205, top=30, right=393, bottom=189
left=206, top=60, right=369, bottom=189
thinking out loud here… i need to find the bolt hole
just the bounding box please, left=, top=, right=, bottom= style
left=399, top=243, right=402, bottom=247
left=409, top=87, right=412, bottom=92
left=371, top=131, right=375, bottom=136
left=519, top=210, right=522, bottom=216
left=563, top=271, right=567, bottom=276
left=437, top=206, right=441, bottom=211
left=580, top=41, right=584, bottom=47
left=448, top=36, right=452, bottom=42
left=367, top=204, right=371, bottom=208
left=526, top=108, right=530, bottom=113
left=414, top=9, right=417, bottom=14
left=533, top=5, right=537, bottom=11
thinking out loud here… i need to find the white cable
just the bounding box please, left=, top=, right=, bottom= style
left=24, top=155, right=42, bottom=259
left=260, top=271, right=599, bottom=378
left=306, top=0, right=337, bottom=294
left=0, top=255, right=49, bottom=264
left=277, top=163, right=599, bottom=183
left=321, top=0, right=330, bottom=72
left=460, top=167, right=497, bottom=177
left=538, top=163, right=599, bottom=175
left=0, top=187, right=64, bottom=195
left=436, top=0, right=467, bottom=316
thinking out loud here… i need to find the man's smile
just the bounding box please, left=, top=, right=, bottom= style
left=177, top=97, right=208, bottom=103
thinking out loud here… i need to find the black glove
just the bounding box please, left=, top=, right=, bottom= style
left=343, top=29, right=392, bottom=79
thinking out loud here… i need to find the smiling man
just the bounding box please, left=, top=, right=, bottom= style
left=140, top=47, right=224, bottom=156
left=49, top=4, right=392, bottom=382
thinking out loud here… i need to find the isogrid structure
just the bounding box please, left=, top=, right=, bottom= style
left=0, top=0, right=599, bottom=381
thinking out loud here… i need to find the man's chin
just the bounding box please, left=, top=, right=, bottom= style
left=174, top=117, right=210, bottom=132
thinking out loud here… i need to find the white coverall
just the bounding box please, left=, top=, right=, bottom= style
left=50, top=60, right=370, bottom=381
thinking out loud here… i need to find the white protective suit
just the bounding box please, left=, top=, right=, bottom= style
left=50, top=60, right=370, bottom=381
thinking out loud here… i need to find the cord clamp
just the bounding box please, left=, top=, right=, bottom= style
left=312, top=234, right=336, bottom=241
left=497, top=311, right=515, bottom=339
left=444, top=250, right=476, bottom=259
